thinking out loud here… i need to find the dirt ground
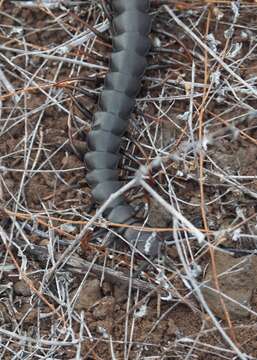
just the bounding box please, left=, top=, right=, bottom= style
left=0, top=1, right=257, bottom=359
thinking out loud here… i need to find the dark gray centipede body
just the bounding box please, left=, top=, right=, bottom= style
left=85, top=0, right=159, bottom=255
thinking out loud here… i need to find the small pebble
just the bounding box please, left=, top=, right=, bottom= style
left=202, top=251, right=257, bottom=320
left=14, top=280, right=31, bottom=297
left=71, top=278, right=102, bottom=311
left=93, top=296, right=115, bottom=320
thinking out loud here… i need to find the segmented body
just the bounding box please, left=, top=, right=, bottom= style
left=85, top=0, right=159, bottom=255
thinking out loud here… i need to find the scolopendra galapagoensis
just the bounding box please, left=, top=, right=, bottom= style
left=85, top=0, right=160, bottom=256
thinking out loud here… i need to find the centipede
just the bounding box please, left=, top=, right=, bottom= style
left=84, top=0, right=160, bottom=256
